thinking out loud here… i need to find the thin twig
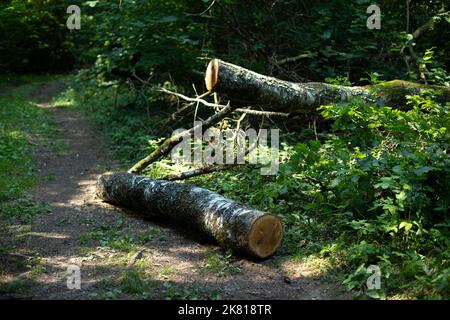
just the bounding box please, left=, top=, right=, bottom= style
left=274, top=52, right=318, bottom=66
left=188, top=0, right=217, bottom=16
left=159, top=87, right=290, bottom=118
left=167, top=91, right=211, bottom=122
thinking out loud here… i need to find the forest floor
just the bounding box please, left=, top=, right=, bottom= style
left=0, top=79, right=351, bottom=300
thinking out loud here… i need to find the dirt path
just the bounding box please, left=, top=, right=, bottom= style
left=5, top=81, right=351, bottom=300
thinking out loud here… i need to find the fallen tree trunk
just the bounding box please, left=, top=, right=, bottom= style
left=205, top=59, right=450, bottom=113
left=96, top=172, right=283, bottom=258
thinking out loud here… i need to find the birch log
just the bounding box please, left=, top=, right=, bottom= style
left=96, top=172, right=283, bottom=258
left=205, top=59, right=450, bottom=112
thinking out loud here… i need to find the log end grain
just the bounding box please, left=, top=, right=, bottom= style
left=205, top=58, right=219, bottom=91
left=248, top=214, right=283, bottom=258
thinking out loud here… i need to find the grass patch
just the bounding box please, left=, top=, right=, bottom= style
left=163, top=282, right=220, bottom=300
left=119, top=270, right=157, bottom=296
left=80, top=219, right=140, bottom=253
left=92, top=264, right=157, bottom=300
left=0, top=77, right=65, bottom=271
left=0, top=76, right=64, bottom=201
left=200, top=250, right=241, bottom=277
left=0, top=197, right=50, bottom=224
left=159, top=265, right=175, bottom=277
left=0, top=277, right=33, bottom=296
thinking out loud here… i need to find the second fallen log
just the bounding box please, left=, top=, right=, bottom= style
left=205, top=58, right=450, bottom=112
left=96, top=172, right=283, bottom=258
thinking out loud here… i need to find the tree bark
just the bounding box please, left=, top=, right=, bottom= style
left=96, top=172, right=283, bottom=258
left=205, top=59, right=450, bottom=113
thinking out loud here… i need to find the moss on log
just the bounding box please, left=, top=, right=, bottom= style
left=96, top=172, right=283, bottom=258
left=369, top=80, right=450, bottom=108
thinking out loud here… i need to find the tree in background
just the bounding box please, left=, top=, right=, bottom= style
left=0, top=0, right=77, bottom=73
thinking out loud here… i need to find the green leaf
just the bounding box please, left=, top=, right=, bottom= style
left=365, top=290, right=381, bottom=299
left=157, top=16, right=178, bottom=23
left=414, top=166, right=433, bottom=176
left=85, top=1, right=99, bottom=7
left=396, top=191, right=407, bottom=201
left=399, top=221, right=413, bottom=232
left=375, top=177, right=396, bottom=189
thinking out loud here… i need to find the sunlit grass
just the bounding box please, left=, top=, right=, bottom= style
left=0, top=76, right=62, bottom=228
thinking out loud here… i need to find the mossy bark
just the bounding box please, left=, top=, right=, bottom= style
left=369, top=80, right=450, bottom=108
left=96, top=172, right=283, bottom=258
left=205, top=59, right=450, bottom=113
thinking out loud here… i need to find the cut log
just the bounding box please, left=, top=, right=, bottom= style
left=96, top=172, right=283, bottom=258
left=205, top=59, right=450, bottom=113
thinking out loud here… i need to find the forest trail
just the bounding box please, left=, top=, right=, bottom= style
left=3, top=80, right=351, bottom=300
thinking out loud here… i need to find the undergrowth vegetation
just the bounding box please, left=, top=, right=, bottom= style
left=1, top=0, right=449, bottom=301
left=57, top=74, right=450, bottom=300
left=285, top=93, right=449, bottom=299
left=0, top=77, right=61, bottom=205
left=0, top=77, right=61, bottom=293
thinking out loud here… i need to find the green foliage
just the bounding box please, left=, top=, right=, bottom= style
left=278, top=93, right=449, bottom=299
left=325, top=75, right=352, bottom=86
left=0, top=197, right=50, bottom=223
left=78, top=0, right=449, bottom=84
left=0, top=277, right=32, bottom=295
left=80, top=219, right=140, bottom=253
left=201, top=249, right=241, bottom=277
left=62, top=54, right=449, bottom=299
left=0, top=0, right=76, bottom=73
left=0, top=97, right=38, bottom=200
left=92, top=266, right=157, bottom=300
left=0, top=128, right=36, bottom=201
left=163, top=282, right=209, bottom=300
left=94, top=270, right=219, bottom=300
left=77, top=0, right=205, bottom=84
left=0, top=77, right=61, bottom=201
left=414, top=48, right=450, bottom=86
left=1, top=0, right=448, bottom=83
left=2, top=0, right=448, bottom=300
left=155, top=88, right=448, bottom=299
left=118, top=270, right=156, bottom=297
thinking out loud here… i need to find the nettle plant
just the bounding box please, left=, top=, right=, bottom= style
left=282, top=91, right=449, bottom=298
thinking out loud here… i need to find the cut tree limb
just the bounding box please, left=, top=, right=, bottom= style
left=128, top=99, right=236, bottom=174
left=159, top=87, right=290, bottom=118
left=162, top=163, right=238, bottom=181
left=205, top=59, right=450, bottom=113
left=96, top=172, right=283, bottom=258
left=162, top=129, right=260, bottom=181
left=128, top=87, right=286, bottom=174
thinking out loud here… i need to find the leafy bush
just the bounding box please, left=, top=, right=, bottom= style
left=279, top=92, right=449, bottom=298
left=0, top=78, right=61, bottom=200
left=0, top=0, right=76, bottom=73
left=77, top=0, right=206, bottom=84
